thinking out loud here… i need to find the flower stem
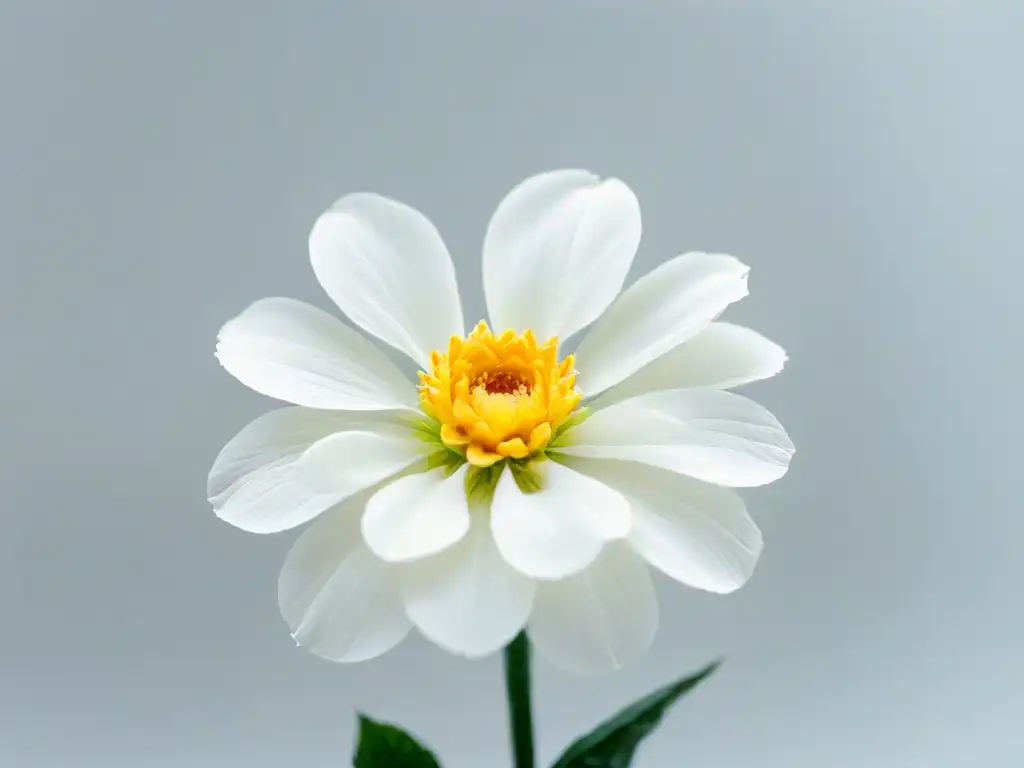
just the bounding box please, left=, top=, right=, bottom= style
left=503, top=632, right=535, bottom=768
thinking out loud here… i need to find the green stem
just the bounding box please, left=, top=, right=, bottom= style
left=503, top=632, right=535, bottom=768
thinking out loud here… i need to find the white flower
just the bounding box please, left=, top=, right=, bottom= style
left=209, top=170, right=793, bottom=675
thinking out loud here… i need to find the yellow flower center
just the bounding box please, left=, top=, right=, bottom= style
left=418, top=321, right=582, bottom=467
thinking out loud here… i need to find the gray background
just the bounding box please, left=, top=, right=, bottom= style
left=2, top=1, right=1021, bottom=766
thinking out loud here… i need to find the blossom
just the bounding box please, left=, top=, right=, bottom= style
left=209, top=170, right=793, bottom=675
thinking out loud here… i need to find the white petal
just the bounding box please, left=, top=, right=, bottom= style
left=401, top=505, right=535, bottom=658
left=482, top=169, right=641, bottom=341
left=593, top=322, right=787, bottom=409
left=279, top=494, right=411, bottom=663
left=362, top=464, right=471, bottom=563
left=490, top=461, right=630, bottom=580
left=562, top=458, right=762, bottom=593
left=215, top=297, right=419, bottom=411
left=575, top=253, right=750, bottom=398
left=528, top=543, right=658, bottom=675
left=208, top=407, right=388, bottom=533
left=554, top=388, right=793, bottom=488
left=309, top=193, right=464, bottom=368
left=292, top=427, right=427, bottom=497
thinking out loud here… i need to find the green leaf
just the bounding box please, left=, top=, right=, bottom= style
left=353, top=714, right=443, bottom=768
left=550, top=660, right=721, bottom=768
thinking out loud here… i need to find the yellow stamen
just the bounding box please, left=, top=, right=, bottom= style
left=420, top=321, right=581, bottom=467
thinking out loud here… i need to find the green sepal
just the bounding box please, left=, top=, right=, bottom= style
left=550, top=660, right=721, bottom=768
left=426, top=449, right=466, bottom=475
left=465, top=463, right=503, bottom=505
left=409, top=416, right=444, bottom=446
left=509, top=455, right=546, bottom=493
left=550, top=407, right=591, bottom=447
left=353, top=714, right=443, bottom=768
left=410, top=415, right=472, bottom=466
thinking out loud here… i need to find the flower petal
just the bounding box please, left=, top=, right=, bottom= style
left=208, top=407, right=389, bottom=533
left=309, top=193, right=464, bottom=368
left=215, top=297, right=419, bottom=411
left=490, top=461, right=630, bottom=580
left=482, top=170, right=641, bottom=341
left=561, top=458, right=762, bottom=593
left=401, top=505, right=535, bottom=658
left=554, top=388, right=793, bottom=488
left=575, top=253, right=750, bottom=398
left=593, top=322, right=787, bottom=409
left=278, top=494, right=411, bottom=663
left=528, top=542, right=657, bottom=675
left=292, top=427, right=428, bottom=497
left=362, top=464, right=471, bottom=563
